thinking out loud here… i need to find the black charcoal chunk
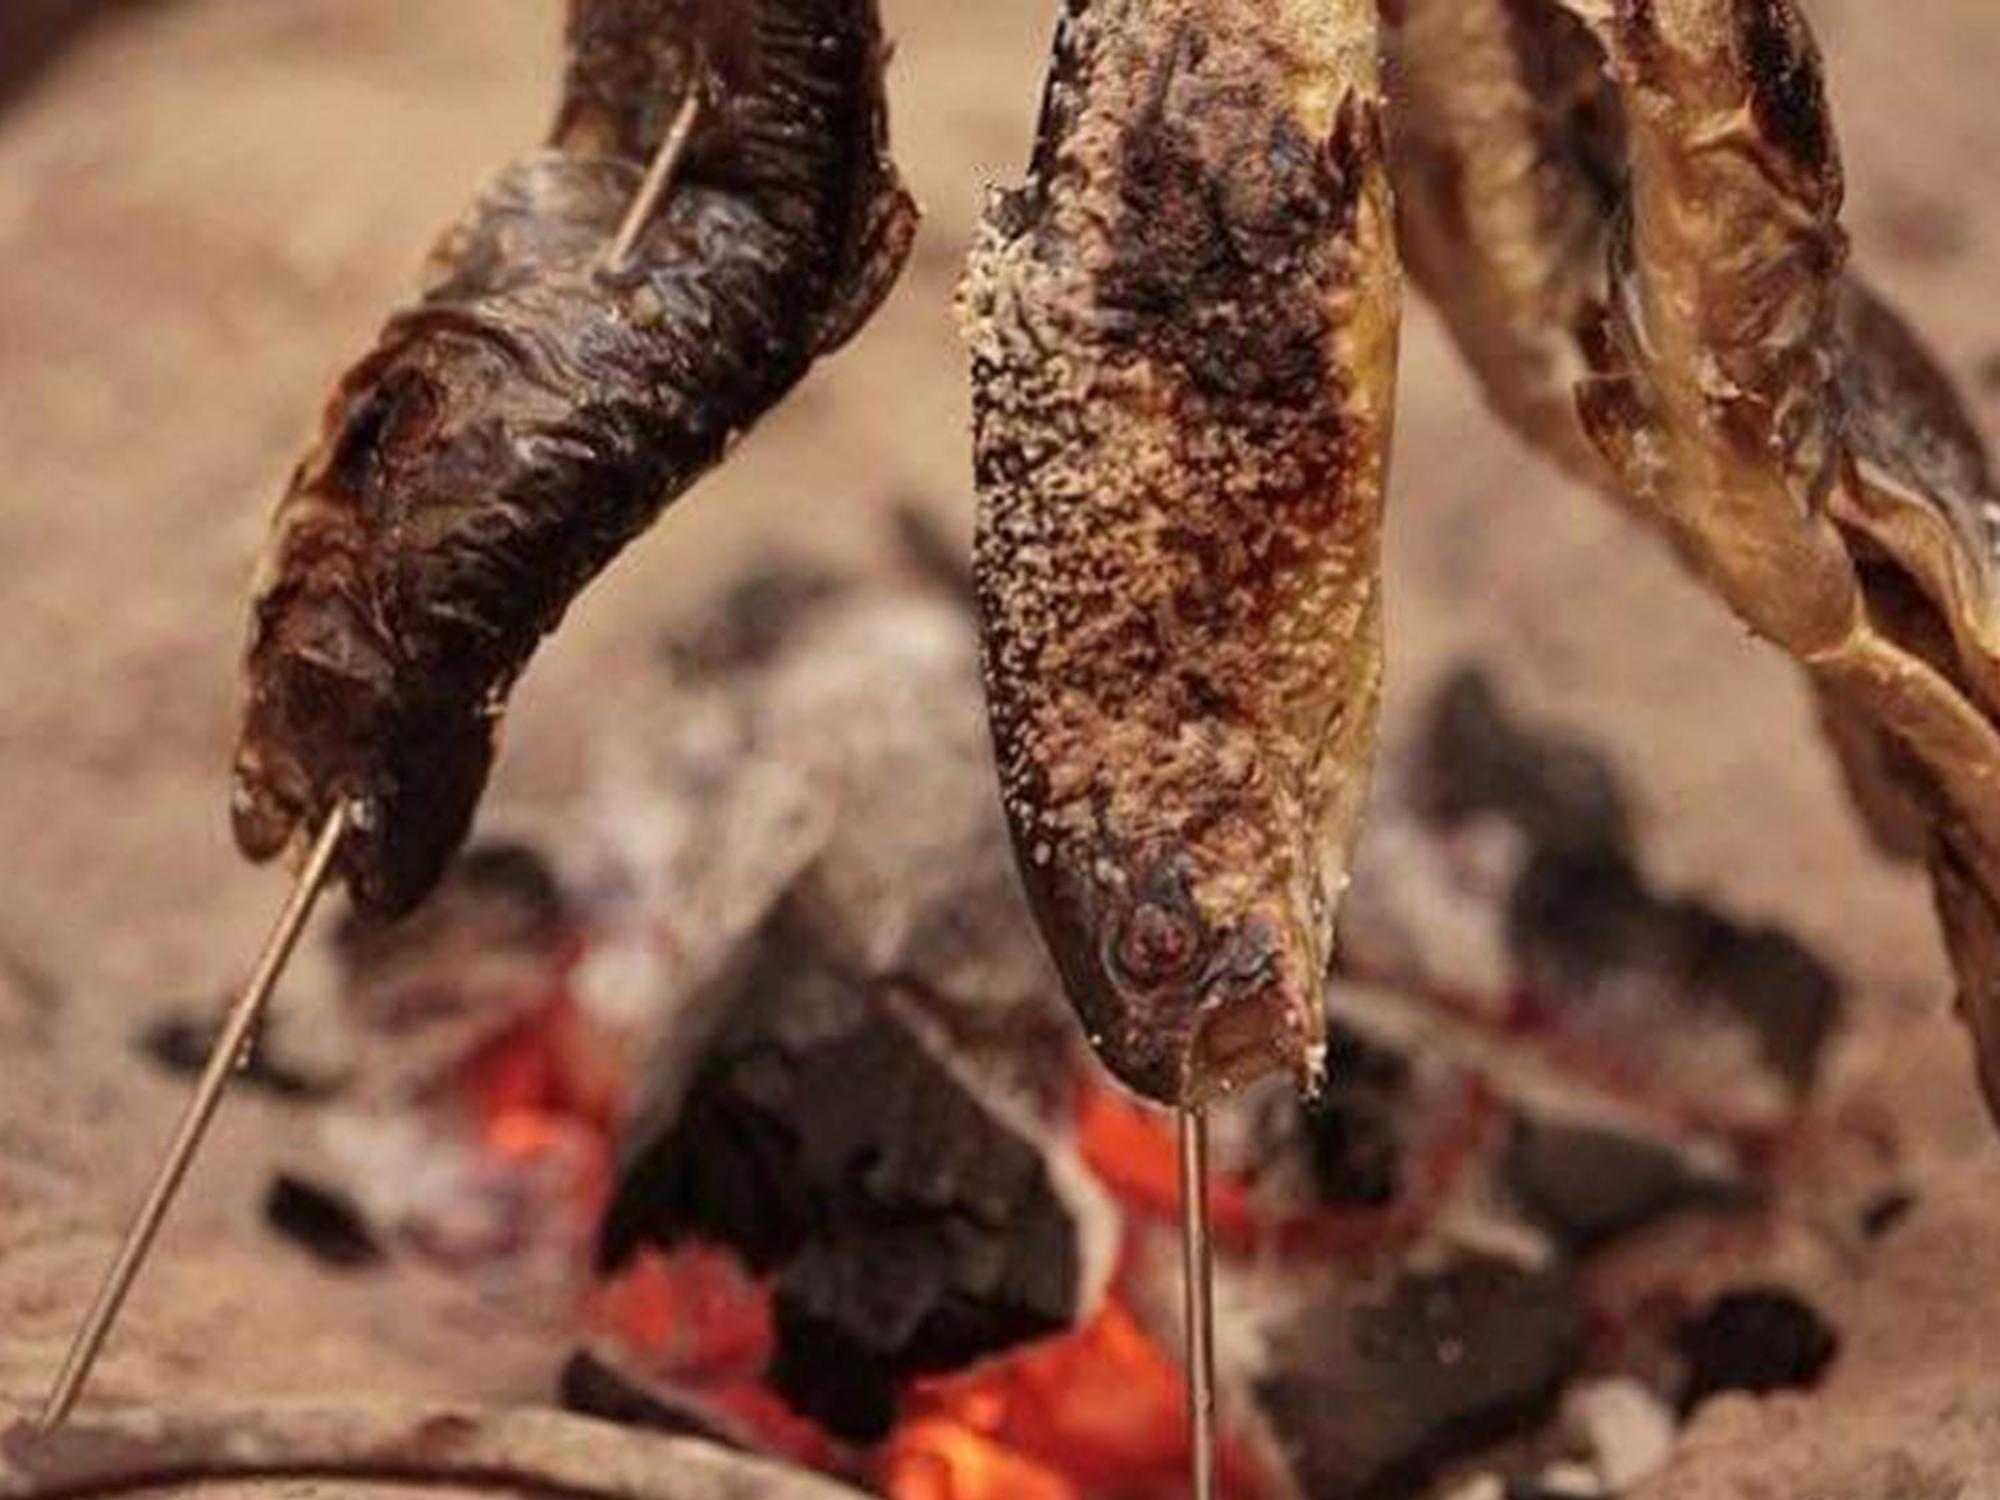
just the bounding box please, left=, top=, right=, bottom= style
left=599, top=922, right=1082, bottom=1443
left=1676, top=1287, right=1839, bottom=1412
left=1302, top=1024, right=1414, bottom=1208
left=1508, top=847, right=1843, bottom=1093
left=1408, top=668, right=1633, bottom=859
left=1505, top=1117, right=1747, bottom=1252
left=1255, top=1256, right=1587, bottom=1500
left=263, top=1173, right=383, bottom=1270
left=140, top=1014, right=333, bottom=1101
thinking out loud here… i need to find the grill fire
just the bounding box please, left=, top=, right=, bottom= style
left=268, top=578, right=1856, bottom=1500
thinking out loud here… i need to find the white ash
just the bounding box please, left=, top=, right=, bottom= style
left=1562, top=1378, right=1677, bottom=1492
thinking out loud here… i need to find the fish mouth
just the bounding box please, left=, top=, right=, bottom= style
left=1178, top=940, right=1326, bottom=1107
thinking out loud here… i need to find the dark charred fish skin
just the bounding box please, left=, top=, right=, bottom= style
left=233, top=0, right=915, bottom=916
left=964, top=0, right=1400, bottom=1106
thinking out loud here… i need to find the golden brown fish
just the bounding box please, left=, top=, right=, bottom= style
left=1391, top=0, right=2000, bottom=1119
left=963, top=0, right=1399, bottom=1104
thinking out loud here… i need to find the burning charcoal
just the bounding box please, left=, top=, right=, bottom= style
left=662, top=563, right=848, bottom=681
left=1509, top=847, right=1844, bottom=1100
left=600, top=916, right=1095, bottom=1443
left=1253, top=1255, right=1586, bottom=1500
left=1675, top=1287, right=1840, bottom=1412
left=263, top=1173, right=384, bottom=1270
left=1242, top=1022, right=1414, bottom=1209
left=138, top=1011, right=333, bottom=1101
left=336, top=839, right=571, bottom=962
left=1504, top=1116, right=1748, bottom=1252
left=1408, top=668, right=1633, bottom=860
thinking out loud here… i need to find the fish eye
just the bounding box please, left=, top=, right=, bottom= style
left=1110, top=899, right=1200, bottom=988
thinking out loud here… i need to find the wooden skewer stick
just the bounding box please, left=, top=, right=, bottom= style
left=601, top=89, right=702, bottom=274
left=38, top=804, right=352, bottom=1431
left=1179, top=1105, right=1218, bottom=1500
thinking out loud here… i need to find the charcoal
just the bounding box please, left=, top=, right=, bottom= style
left=334, top=839, right=571, bottom=961
left=1509, top=847, right=1843, bottom=1093
left=1242, top=1022, right=1414, bottom=1209
left=1230, top=1012, right=1505, bottom=1225
left=1400, top=668, right=1845, bottom=1095
left=1344, top=668, right=1843, bottom=1130
left=263, top=1173, right=384, bottom=1269
left=1254, top=1255, right=1586, bottom=1500
left=763, top=1292, right=900, bottom=1443
left=662, top=563, right=848, bottom=681
left=1505, top=1117, right=1747, bottom=1252
left=1407, top=668, right=1633, bottom=859
left=1303, top=1025, right=1415, bottom=1207
left=139, top=1012, right=333, bottom=1101
left=1675, top=1288, right=1839, bottom=1412
left=599, top=917, right=1084, bottom=1443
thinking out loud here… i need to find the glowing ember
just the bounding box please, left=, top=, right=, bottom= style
left=884, top=1302, right=1269, bottom=1500
left=448, top=959, right=1282, bottom=1495
left=878, top=1417, right=1075, bottom=1500
left=590, top=1247, right=773, bottom=1379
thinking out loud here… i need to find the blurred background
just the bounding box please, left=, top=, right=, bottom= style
left=3, top=0, right=2000, bottom=1493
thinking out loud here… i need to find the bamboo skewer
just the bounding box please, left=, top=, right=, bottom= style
left=601, top=90, right=701, bottom=274
left=1180, top=1106, right=1218, bottom=1500
left=38, top=803, right=353, bottom=1430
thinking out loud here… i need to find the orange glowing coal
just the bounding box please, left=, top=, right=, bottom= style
left=880, top=1301, right=1267, bottom=1500
left=450, top=977, right=1284, bottom=1496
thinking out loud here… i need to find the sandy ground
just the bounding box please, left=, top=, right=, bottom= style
left=2, top=0, right=2000, bottom=1481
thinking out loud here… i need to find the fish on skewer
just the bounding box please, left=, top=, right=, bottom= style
left=1387, top=0, right=2000, bottom=1120
left=234, top=0, right=916, bottom=917
left=963, top=0, right=1400, bottom=1106
left=37, top=0, right=914, bottom=1430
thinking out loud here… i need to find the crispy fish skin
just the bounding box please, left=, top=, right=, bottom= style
left=1388, top=0, right=1626, bottom=488
left=1394, top=0, right=2000, bottom=1119
left=233, top=0, right=914, bottom=916
left=964, top=0, right=1399, bottom=1105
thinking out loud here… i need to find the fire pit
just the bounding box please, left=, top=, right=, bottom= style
left=163, top=567, right=1864, bottom=1500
